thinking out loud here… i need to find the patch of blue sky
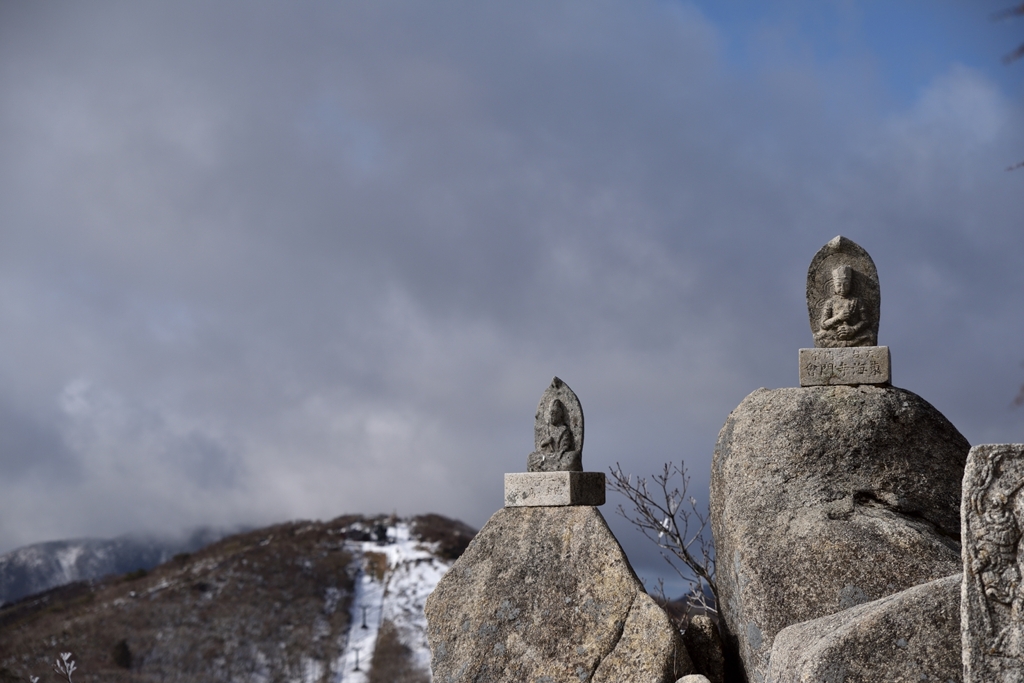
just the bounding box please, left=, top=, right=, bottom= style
left=681, top=0, right=1023, bottom=105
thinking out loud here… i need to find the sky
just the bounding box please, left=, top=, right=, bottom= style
left=0, top=0, right=1022, bottom=592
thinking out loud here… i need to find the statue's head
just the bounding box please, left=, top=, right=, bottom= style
left=548, top=399, right=566, bottom=426
left=831, top=265, right=853, bottom=296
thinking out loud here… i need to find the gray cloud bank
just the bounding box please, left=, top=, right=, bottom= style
left=0, top=1, right=1021, bottom=585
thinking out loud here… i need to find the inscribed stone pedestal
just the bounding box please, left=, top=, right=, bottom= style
left=798, top=346, right=890, bottom=386
left=504, top=471, right=605, bottom=507
left=962, top=443, right=1024, bottom=683
left=425, top=506, right=692, bottom=683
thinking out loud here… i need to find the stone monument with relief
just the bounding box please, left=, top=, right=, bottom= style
left=426, top=377, right=693, bottom=683
left=962, top=443, right=1024, bottom=683
left=711, top=236, right=968, bottom=683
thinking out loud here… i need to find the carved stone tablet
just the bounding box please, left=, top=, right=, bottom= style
left=527, top=377, right=584, bottom=472
left=799, top=346, right=890, bottom=386
left=807, top=236, right=880, bottom=348
left=962, top=443, right=1024, bottom=683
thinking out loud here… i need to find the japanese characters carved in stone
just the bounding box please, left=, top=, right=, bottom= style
left=962, top=443, right=1024, bottom=683
left=527, top=377, right=584, bottom=472
left=807, top=236, right=880, bottom=348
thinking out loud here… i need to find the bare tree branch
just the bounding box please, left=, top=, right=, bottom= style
left=609, top=461, right=717, bottom=625
left=994, top=3, right=1024, bottom=63
left=1003, top=44, right=1024, bottom=64
left=993, top=3, right=1024, bottom=21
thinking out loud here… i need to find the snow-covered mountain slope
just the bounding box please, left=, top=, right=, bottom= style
left=0, top=513, right=475, bottom=683
left=0, top=528, right=229, bottom=606
left=335, top=522, right=452, bottom=682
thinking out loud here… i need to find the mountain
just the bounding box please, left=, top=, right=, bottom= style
left=0, top=528, right=232, bottom=607
left=0, top=513, right=475, bottom=683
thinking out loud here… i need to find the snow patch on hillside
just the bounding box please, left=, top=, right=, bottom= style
left=334, top=522, right=452, bottom=682
left=55, top=545, right=87, bottom=584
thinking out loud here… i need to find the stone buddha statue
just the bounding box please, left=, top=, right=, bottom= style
left=527, top=377, right=583, bottom=472
left=806, top=236, right=880, bottom=348
left=814, top=264, right=872, bottom=347
left=538, top=398, right=574, bottom=458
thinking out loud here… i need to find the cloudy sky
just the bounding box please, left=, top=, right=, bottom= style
left=1, top=0, right=1022, bottom=588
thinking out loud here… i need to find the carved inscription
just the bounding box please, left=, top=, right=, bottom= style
left=527, top=377, right=584, bottom=472
left=962, top=444, right=1024, bottom=683
left=799, top=347, right=890, bottom=387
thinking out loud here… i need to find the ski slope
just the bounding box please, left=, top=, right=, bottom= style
left=333, top=522, right=452, bottom=682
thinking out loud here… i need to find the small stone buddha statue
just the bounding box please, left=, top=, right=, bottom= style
left=814, top=264, right=872, bottom=347
left=527, top=377, right=583, bottom=472
left=538, top=398, right=574, bottom=458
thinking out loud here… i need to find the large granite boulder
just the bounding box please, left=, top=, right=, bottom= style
left=710, top=385, right=968, bottom=683
left=766, top=574, right=961, bottom=683
left=425, top=506, right=692, bottom=683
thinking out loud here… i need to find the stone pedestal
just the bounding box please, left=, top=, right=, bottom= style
left=504, top=471, right=605, bottom=507
left=798, top=346, right=890, bottom=386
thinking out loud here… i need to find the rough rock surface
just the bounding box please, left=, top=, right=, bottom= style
left=710, top=384, right=968, bottom=683
left=426, top=506, right=692, bottom=683
left=767, top=574, right=961, bottom=683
